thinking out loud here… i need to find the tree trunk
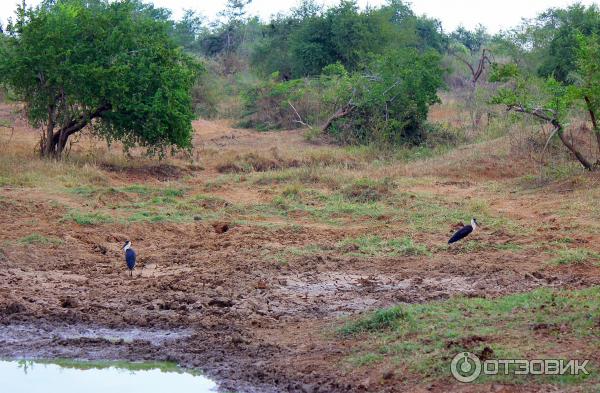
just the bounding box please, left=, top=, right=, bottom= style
left=553, top=121, right=593, bottom=171
left=321, top=104, right=355, bottom=132
left=584, top=96, right=600, bottom=156
left=508, top=105, right=594, bottom=171
left=43, top=104, right=56, bottom=157
left=39, top=103, right=111, bottom=158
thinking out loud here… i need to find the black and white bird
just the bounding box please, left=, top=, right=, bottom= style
left=448, top=218, right=478, bottom=244
left=122, top=240, right=136, bottom=277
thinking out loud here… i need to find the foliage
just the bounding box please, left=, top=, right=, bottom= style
left=491, top=27, right=600, bottom=170
left=251, top=0, right=446, bottom=78
left=327, top=49, right=444, bottom=145
left=239, top=69, right=349, bottom=130
left=171, top=9, right=205, bottom=52
left=574, top=34, right=600, bottom=130
left=450, top=24, right=490, bottom=54
left=536, top=4, right=600, bottom=82
left=0, top=0, right=202, bottom=157
left=240, top=48, right=443, bottom=146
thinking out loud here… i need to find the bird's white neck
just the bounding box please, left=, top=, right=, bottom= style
left=123, top=243, right=131, bottom=251
left=471, top=219, right=478, bottom=230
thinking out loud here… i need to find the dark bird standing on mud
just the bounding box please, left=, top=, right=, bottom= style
left=448, top=218, right=478, bottom=244
left=122, top=240, right=136, bottom=277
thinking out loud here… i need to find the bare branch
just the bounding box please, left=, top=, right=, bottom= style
left=507, top=104, right=593, bottom=170
left=321, top=101, right=355, bottom=132
left=287, top=100, right=313, bottom=130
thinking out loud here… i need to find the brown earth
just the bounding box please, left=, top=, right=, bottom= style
left=1, top=104, right=599, bottom=392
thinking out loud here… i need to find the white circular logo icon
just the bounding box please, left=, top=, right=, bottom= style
left=451, top=352, right=482, bottom=383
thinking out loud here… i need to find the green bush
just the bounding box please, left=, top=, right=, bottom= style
left=325, top=49, right=444, bottom=145
left=238, top=71, right=339, bottom=130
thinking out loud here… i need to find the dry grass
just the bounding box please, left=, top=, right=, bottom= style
left=213, top=147, right=361, bottom=174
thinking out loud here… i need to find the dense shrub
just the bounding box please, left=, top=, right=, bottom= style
left=240, top=49, right=444, bottom=146
left=238, top=70, right=345, bottom=130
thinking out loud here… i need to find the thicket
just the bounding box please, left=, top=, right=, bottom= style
left=3, top=0, right=600, bottom=163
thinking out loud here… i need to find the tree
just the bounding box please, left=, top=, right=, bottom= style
left=574, top=34, right=600, bottom=155
left=322, top=49, right=444, bottom=145
left=491, top=64, right=594, bottom=170
left=251, top=0, right=445, bottom=78
left=534, top=4, right=600, bottom=82
left=448, top=26, right=493, bottom=131
left=451, top=25, right=489, bottom=55
left=0, top=0, right=202, bottom=158
left=172, top=9, right=205, bottom=52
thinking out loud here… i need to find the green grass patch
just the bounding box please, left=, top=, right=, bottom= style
left=121, top=184, right=153, bottom=195
left=337, top=287, right=600, bottom=384
left=447, top=240, right=523, bottom=253
left=126, top=210, right=188, bottom=223
left=551, top=248, right=600, bottom=265
left=63, top=211, right=113, bottom=225
left=340, top=306, right=411, bottom=335
left=18, top=233, right=63, bottom=246
left=341, top=177, right=394, bottom=203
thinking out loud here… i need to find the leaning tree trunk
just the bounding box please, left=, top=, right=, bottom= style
left=508, top=104, right=594, bottom=171
left=321, top=103, right=355, bottom=133
left=553, top=120, right=594, bottom=170
left=40, top=103, right=111, bottom=158
left=584, top=96, right=600, bottom=157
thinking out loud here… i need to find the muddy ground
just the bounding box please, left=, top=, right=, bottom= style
left=1, top=105, right=600, bottom=392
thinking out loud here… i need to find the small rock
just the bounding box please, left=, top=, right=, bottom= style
left=92, top=244, right=108, bottom=255
left=256, top=280, right=268, bottom=289
left=301, top=383, right=315, bottom=393
left=479, top=346, right=494, bottom=361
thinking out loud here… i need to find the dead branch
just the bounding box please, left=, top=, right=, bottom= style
left=452, top=48, right=492, bottom=85
left=507, top=104, right=594, bottom=170
left=287, top=100, right=313, bottom=130
left=320, top=101, right=355, bottom=132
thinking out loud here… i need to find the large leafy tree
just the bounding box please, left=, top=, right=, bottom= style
left=0, top=0, right=202, bottom=157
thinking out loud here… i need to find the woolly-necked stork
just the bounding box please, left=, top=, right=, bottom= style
left=122, top=240, right=136, bottom=277
left=448, top=218, right=478, bottom=244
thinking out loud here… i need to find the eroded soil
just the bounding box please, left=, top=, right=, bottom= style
left=1, top=108, right=600, bottom=392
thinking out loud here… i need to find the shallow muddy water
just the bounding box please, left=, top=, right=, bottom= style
left=1, top=359, right=217, bottom=393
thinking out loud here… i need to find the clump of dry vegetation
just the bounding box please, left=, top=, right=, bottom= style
left=214, top=147, right=360, bottom=174
left=341, top=178, right=394, bottom=203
